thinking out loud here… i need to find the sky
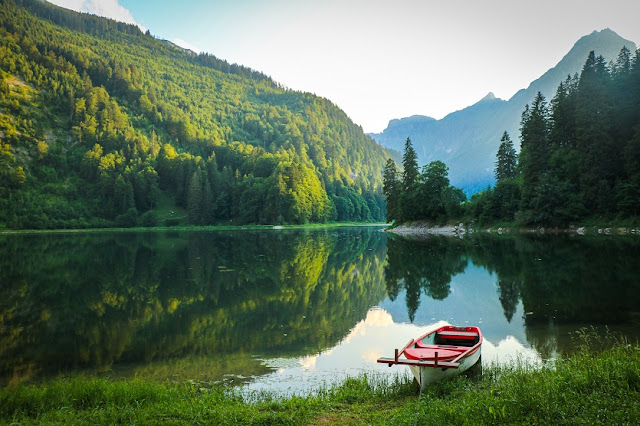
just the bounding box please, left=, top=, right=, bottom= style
left=48, top=0, right=640, bottom=133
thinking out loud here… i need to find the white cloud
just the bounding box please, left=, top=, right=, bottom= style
left=172, top=38, right=202, bottom=54
left=47, top=0, right=146, bottom=32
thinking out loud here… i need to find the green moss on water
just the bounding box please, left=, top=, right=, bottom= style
left=2, top=341, right=640, bottom=424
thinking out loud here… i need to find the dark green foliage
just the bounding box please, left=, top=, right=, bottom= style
left=575, top=52, right=616, bottom=212
left=0, top=0, right=389, bottom=228
left=115, top=207, right=138, bottom=228
left=401, top=137, right=419, bottom=191
left=139, top=210, right=158, bottom=227
left=382, top=158, right=400, bottom=222
left=468, top=178, right=522, bottom=224
left=495, top=131, right=517, bottom=181
left=384, top=140, right=466, bottom=224
left=418, top=161, right=450, bottom=219
left=399, top=137, right=421, bottom=220
left=472, top=47, right=640, bottom=225
left=519, top=92, right=550, bottom=211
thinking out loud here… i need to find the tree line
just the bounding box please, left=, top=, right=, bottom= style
left=383, top=138, right=465, bottom=223
left=384, top=46, right=640, bottom=226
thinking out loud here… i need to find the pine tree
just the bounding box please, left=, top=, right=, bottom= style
left=495, top=131, right=517, bottom=181
left=576, top=51, right=615, bottom=212
left=402, top=137, right=419, bottom=191
left=400, top=137, right=420, bottom=220
left=619, top=49, right=640, bottom=215
left=611, top=46, right=635, bottom=145
left=612, top=46, right=632, bottom=79
left=382, top=158, right=400, bottom=222
left=519, top=92, right=550, bottom=211
left=549, top=76, right=578, bottom=150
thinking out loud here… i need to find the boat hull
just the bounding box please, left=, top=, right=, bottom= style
left=377, top=325, right=483, bottom=388
left=409, top=346, right=481, bottom=390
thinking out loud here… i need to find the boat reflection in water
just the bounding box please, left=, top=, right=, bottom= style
left=247, top=233, right=640, bottom=394
left=245, top=308, right=541, bottom=394
left=2, top=229, right=639, bottom=393
left=246, top=297, right=540, bottom=394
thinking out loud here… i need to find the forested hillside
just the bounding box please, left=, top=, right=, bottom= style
left=0, top=0, right=390, bottom=229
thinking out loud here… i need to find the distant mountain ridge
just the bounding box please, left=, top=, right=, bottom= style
left=369, top=29, right=637, bottom=194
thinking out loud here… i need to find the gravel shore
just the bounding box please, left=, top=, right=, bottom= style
left=387, top=222, right=468, bottom=236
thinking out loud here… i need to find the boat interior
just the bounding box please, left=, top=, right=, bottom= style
left=432, top=330, right=480, bottom=347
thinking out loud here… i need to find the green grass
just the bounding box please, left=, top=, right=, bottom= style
left=3, top=339, right=640, bottom=424
left=154, top=192, right=188, bottom=226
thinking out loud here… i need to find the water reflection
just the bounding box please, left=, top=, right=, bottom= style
left=1, top=229, right=639, bottom=391
left=0, top=228, right=387, bottom=386
left=246, top=307, right=541, bottom=395
left=382, top=233, right=640, bottom=358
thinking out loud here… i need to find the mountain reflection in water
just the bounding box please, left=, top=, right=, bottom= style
left=1, top=229, right=639, bottom=391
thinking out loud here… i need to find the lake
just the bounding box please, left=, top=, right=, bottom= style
left=1, top=227, right=639, bottom=393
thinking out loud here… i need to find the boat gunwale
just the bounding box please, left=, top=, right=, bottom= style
left=377, top=325, right=483, bottom=369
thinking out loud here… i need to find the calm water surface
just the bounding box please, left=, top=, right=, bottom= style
left=1, top=227, right=639, bottom=392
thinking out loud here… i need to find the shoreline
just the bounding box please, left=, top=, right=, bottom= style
left=2, top=341, right=637, bottom=424
left=386, top=221, right=640, bottom=237
left=0, top=222, right=389, bottom=235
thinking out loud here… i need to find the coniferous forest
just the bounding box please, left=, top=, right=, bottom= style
left=384, top=46, right=640, bottom=226
left=0, top=0, right=390, bottom=229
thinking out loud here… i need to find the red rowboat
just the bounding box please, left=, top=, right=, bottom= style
left=377, top=325, right=483, bottom=389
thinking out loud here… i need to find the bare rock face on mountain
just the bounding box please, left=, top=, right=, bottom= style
left=369, top=29, right=637, bottom=194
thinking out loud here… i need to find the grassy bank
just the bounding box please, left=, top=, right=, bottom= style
left=2, top=341, right=639, bottom=424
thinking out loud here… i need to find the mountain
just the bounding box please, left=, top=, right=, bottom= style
left=369, top=29, right=637, bottom=194
left=0, top=0, right=390, bottom=229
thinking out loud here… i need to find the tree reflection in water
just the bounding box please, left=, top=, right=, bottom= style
left=383, top=233, right=640, bottom=356
left=2, top=230, right=639, bottom=386
left=0, top=228, right=387, bottom=386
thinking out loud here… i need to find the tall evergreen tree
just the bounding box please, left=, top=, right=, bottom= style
left=611, top=46, right=635, bottom=145
left=576, top=51, right=615, bottom=212
left=519, top=92, right=550, bottom=211
left=495, top=131, right=518, bottom=181
left=382, top=158, right=400, bottom=222
left=114, top=174, right=135, bottom=215
left=549, top=76, right=578, bottom=150
left=401, top=137, right=419, bottom=191
left=619, top=49, right=640, bottom=215
left=400, top=137, right=420, bottom=220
